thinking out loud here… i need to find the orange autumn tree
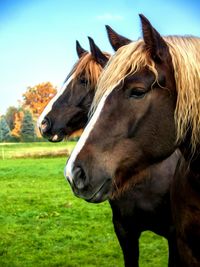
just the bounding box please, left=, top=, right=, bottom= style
left=11, top=110, right=24, bottom=138
left=22, top=82, right=57, bottom=118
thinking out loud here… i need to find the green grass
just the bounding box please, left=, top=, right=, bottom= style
left=0, top=143, right=168, bottom=266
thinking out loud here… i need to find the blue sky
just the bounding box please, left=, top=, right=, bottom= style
left=0, top=0, right=199, bottom=115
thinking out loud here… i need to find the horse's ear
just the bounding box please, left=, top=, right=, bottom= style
left=88, top=37, right=108, bottom=67
left=105, top=25, right=131, bottom=51
left=139, top=14, right=169, bottom=63
left=76, top=40, right=88, bottom=58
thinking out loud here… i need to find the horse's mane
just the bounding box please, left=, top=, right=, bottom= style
left=65, top=52, right=110, bottom=90
left=92, top=36, right=200, bottom=152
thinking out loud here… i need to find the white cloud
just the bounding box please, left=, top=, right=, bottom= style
left=96, top=13, right=124, bottom=21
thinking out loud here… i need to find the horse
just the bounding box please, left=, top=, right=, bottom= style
left=65, top=14, right=200, bottom=267
left=38, top=39, right=109, bottom=142
left=38, top=29, right=180, bottom=266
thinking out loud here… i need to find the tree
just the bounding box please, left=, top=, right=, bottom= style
left=0, top=116, right=11, bottom=142
left=11, top=110, right=24, bottom=138
left=22, top=82, right=57, bottom=118
left=20, top=110, right=36, bottom=142
left=5, top=106, right=18, bottom=130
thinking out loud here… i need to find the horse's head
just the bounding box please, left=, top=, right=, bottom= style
left=38, top=39, right=109, bottom=142
left=65, top=15, right=179, bottom=203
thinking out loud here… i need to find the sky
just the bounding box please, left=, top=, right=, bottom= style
left=0, top=0, right=199, bottom=115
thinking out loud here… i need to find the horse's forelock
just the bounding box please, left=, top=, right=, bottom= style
left=71, top=52, right=110, bottom=90
left=91, top=40, right=158, bottom=113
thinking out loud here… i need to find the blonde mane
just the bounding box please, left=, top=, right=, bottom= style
left=70, top=52, right=110, bottom=90
left=92, top=36, right=200, bottom=152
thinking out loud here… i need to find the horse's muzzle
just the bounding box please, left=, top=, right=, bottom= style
left=64, top=164, right=111, bottom=203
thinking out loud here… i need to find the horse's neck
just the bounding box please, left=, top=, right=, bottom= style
left=179, top=140, right=200, bottom=182
left=190, top=153, right=200, bottom=174
left=171, top=150, right=200, bottom=267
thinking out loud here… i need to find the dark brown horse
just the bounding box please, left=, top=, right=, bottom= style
left=39, top=29, right=180, bottom=266
left=38, top=39, right=109, bottom=142
left=65, top=15, right=200, bottom=267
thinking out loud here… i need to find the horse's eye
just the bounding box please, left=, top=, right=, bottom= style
left=127, top=88, right=146, bottom=99
left=79, top=77, right=88, bottom=85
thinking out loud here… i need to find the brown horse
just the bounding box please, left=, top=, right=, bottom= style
left=65, top=15, right=200, bottom=267
left=38, top=29, right=180, bottom=266
left=38, top=39, right=109, bottom=142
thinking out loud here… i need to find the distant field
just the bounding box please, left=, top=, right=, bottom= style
left=0, top=143, right=168, bottom=266
left=0, top=141, right=76, bottom=159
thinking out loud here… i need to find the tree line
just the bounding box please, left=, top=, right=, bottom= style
left=0, top=82, right=57, bottom=142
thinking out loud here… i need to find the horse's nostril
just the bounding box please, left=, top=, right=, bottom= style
left=41, top=117, right=51, bottom=133
left=73, top=166, right=88, bottom=190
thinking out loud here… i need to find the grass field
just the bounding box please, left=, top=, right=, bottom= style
left=0, top=141, right=76, bottom=159
left=0, top=142, right=168, bottom=267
